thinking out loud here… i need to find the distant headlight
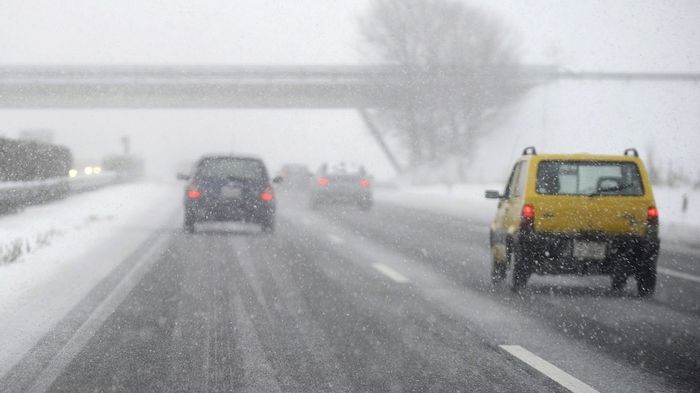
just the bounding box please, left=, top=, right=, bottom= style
left=84, top=166, right=94, bottom=175
left=93, top=166, right=102, bottom=174
left=68, top=169, right=78, bottom=178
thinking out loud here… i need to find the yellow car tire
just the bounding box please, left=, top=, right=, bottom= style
left=491, top=256, right=507, bottom=284
left=511, top=244, right=531, bottom=292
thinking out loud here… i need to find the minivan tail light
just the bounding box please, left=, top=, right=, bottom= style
left=521, top=204, right=535, bottom=231
left=260, top=185, right=274, bottom=201
left=318, top=177, right=330, bottom=186
left=359, top=179, right=370, bottom=188
left=187, top=188, right=201, bottom=200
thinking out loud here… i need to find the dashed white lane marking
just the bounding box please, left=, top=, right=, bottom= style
left=27, top=234, right=171, bottom=393
left=327, top=234, right=345, bottom=244
left=657, top=266, right=700, bottom=284
left=372, top=263, right=409, bottom=283
left=500, top=345, right=600, bottom=393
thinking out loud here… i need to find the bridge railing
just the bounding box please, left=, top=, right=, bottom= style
left=0, top=65, right=697, bottom=108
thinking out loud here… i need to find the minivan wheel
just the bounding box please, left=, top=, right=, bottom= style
left=358, top=200, right=372, bottom=211
left=636, top=261, right=657, bottom=298
left=611, top=272, right=627, bottom=292
left=260, top=217, right=275, bottom=234
left=184, top=211, right=196, bottom=233
left=511, top=244, right=531, bottom=292
left=309, top=198, right=320, bottom=210
left=184, top=219, right=195, bottom=233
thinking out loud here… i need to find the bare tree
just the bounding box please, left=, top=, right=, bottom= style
left=360, top=0, right=523, bottom=170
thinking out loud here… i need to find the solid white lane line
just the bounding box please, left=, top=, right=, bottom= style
left=27, top=235, right=171, bottom=393
left=372, top=263, right=409, bottom=283
left=327, top=234, right=345, bottom=244
left=500, top=345, right=599, bottom=393
left=657, top=267, right=700, bottom=284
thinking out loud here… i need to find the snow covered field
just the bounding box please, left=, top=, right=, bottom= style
left=375, top=183, right=700, bottom=248
left=0, top=181, right=179, bottom=377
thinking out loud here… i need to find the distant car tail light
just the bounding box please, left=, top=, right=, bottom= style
left=521, top=204, right=535, bottom=231
left=647, top=206, right=659, bottom=225
left=359, top=179, right=370, bottom=188
left=260, top=185, right=274, bottom=201
left=187, top=188, right=202, bottom=200
left=318, top=177, right=330, bottom=186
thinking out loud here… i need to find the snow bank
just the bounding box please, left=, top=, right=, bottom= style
left=653, top=186, right=700, bottom=246
left=375, top=183, right=501, bottom=224
left=0, top=180, right=154, bottom=265
left=375, top=183, right=700, bottom=247
left=0, top=181, right=179, bottom=377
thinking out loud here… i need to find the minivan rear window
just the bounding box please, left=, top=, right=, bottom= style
left=324, top=162, right=366, bottom=176
left=196, top=157, right=267, bottom=181
left=536, top=161, right=644, bottom=196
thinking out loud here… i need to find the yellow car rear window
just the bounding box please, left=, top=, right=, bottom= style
left=536, top=160, right=644, bottom=196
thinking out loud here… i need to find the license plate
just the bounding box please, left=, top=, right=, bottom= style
left=572, top=240, right=606, bottom=260
left=220, top=186, right=242, bottom=199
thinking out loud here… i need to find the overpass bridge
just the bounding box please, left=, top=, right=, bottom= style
left=2, top=65, right=698, bottom=109
left=2, top=65, right=698, bottom=173
left=0, top=65, right=540, bottom=108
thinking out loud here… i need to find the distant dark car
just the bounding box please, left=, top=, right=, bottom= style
left=278, top=163, right=312, bottom=191
left=310, top=161, right=372, bottom=210
left=178, top=155, right=281, bottom=233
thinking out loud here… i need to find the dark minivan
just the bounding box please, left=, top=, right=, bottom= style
left=178, top=155, right=280, bottom=233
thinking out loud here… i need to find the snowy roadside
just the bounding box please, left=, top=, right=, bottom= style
left=375, top=183, right=501, bottom=224
left=0, top=181, right=180, bottom=377
left=374, top=184, right=700, bottom=250
left=0, top=180, right=164, bottom=265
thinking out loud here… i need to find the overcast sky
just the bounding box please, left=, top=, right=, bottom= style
left=0, top=1, right=698, bottom=180
left=1, top=0, right=698, bottom=71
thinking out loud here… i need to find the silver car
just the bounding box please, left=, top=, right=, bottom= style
left=309, top=161, right=373, bottom=210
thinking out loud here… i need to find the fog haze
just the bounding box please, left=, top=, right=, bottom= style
left=1, top=3, right=700, bottom=391
left=0, top=0, right=698, bottom=180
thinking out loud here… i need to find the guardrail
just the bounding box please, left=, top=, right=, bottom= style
left=0, top=171, right=118, bottom=213
left=68, top=172, right=118, bottom=193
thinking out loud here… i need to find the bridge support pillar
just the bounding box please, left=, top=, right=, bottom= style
left=357, top=108, right=403, bottom=174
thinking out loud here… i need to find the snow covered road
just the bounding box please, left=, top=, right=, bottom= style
left=0, top=184, right=698, bottom=392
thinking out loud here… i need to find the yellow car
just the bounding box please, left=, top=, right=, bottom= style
left=486, top=147, right=659, bottom=296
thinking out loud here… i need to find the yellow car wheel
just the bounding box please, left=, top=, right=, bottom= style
left=491, top=256, right=507, bottom=283
left=511, top=244, right=531, bottom=292
left=636, top=261, right=657, bottom=298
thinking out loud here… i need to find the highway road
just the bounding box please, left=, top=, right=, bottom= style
left=2, top=190, right=699, bottom=392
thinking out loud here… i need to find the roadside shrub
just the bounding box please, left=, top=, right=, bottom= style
left=0, top=137, right=73, bottom=181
